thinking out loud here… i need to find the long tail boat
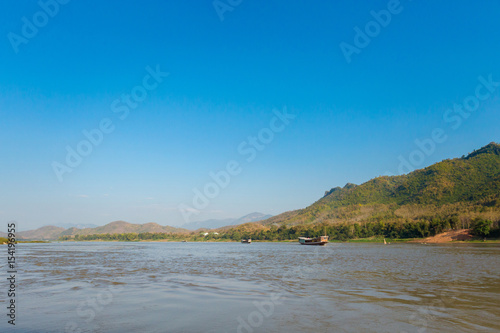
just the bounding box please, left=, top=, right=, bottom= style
left=298, top=235, right=329, bottom=246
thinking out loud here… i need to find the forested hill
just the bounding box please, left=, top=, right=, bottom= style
left=261, top=142, right=500, bottom=226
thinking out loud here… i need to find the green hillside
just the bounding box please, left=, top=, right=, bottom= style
left=262, top=142, right=500, bottom=227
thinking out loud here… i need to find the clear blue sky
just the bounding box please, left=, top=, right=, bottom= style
left=1, top=0, right=499, bottom=230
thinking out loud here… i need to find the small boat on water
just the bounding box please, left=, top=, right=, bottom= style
left=241, top=239, right=252, bottom=244
left=298, top=235, right=329, bottom=246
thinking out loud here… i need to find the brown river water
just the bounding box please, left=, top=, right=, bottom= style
left=1, top=242, right=499, bottom=333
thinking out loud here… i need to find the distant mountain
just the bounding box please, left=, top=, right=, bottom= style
left=260, top=142, right=500, bottom=227
left=234, top=212, right=273, bottom=225
left=54, top=223, right=99, bottom=229
left=181, top=218, right=235, bottom=230
left=13, top=221, right=190, bottom=241
left=17, top=226, right=67, bottom=240
left=59, top=221, right=189, bottom=237
left=182, top=212, right=273, bottom=230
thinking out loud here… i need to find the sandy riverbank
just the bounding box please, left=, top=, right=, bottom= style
left=411, top=229, right=474, bottom=243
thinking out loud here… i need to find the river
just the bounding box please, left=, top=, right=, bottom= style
left=2, top=242, right=499, bottom=332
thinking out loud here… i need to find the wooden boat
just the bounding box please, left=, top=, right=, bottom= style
left=241, top=239, right=252, bottom=244
left=298, top=235, right=329, bottom=246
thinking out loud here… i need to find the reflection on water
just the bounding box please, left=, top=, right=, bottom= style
left=1, top=242, right=499, bottom=332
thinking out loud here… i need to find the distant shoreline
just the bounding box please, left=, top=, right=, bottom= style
left=36, top=238, right=500, bottom=244
left=7, top=229, right=500, bottom=244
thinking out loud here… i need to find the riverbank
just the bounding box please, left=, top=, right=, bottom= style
left=0, top=237, right=49, bottom=244
left=409, top=229, right=474, bottom=243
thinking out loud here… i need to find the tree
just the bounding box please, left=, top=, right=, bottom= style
left=471, top=219, right=493, bottom=237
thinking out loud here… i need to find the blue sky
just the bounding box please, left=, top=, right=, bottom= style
left=1, top=0, right=499, bottom=230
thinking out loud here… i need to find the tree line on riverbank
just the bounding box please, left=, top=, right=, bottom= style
left=58, top=217, right=499, bottom=242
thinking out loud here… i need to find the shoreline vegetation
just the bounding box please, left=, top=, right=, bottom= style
left=0, top=237, right=48, bottom=244
left=56, top=219, right=499, bottom=244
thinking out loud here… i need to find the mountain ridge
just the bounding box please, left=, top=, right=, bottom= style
left=257, top=142, right=500, bottom=227
left=9, top=212, right=273, bottom=240
left=180, top=212, right=272, bottom=230
left=9, top=221, right=189, bottom=240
